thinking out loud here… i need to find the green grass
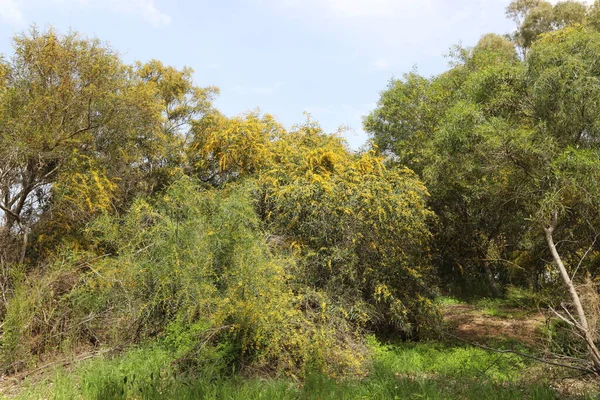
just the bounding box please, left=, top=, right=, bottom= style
left=13, top=338, right=596, bottom=400
left=436, top=296, right=466, bottom=306
left=474, top=300, right=533, bottom=319
left=10, top=289, right=591, bottom=399
left=448, top=286, right=546, bottom=320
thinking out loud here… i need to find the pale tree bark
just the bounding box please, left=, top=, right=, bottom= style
left=19, top=221, right=29, bottom=265
left=484, top=261, right=500, bottom=298
left=544, top=210, right=600, bottom=372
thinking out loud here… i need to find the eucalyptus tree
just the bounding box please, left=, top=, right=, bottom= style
left=365, top=34, right=528, bottom=297
left=366, top=11, right=600, bottom=369
left=523, top=25, right=600, bottom=371
left=507, top=0, right=588, bottom=52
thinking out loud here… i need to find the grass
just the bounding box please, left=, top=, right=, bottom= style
left=473, top=299, right=534, bottom=319
left=441, top=286, right=544, bottom=319
left=10, top=289, right=597, bottom=399
left=12, top=338, right=596, bottom=400
left=436, top=296, right=466, bottom=306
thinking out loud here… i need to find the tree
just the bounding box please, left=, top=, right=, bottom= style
left=135, top=60, right=218, bottom=193
left=363, top=72, right=449, bottom=175
left=188, top=113, right=439, bottom=335
left=365, top=37, right=529, bottom=298
left=188, top=111, right=284, bottom=185
left=254, top=121, right=438, bottom=335
left=507, top=0, right=588, bottom=52
left=367, top=16, right=600, bottom=369
left=0, top=28, right=218, bottom=263
left=524, top=25, right=600, bottom=372
left=0, top=29, right=146, bottom=259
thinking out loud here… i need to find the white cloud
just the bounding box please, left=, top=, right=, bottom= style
left=372, top=58, right=391, bottom=71
left=0, top=0, right=26, bottom=27
left=231, top=81, right=284, bottom=96
left=274, top=0, right=431, bottom=19
left=107, top=0, right=171, bottom=27
left=0, top=0, right=171, bottom=28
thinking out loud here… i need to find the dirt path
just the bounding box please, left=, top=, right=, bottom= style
left=443, top=304, right=547, bottom=347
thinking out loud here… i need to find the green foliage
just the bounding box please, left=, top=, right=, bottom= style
left=9, top=9, right=600, bottom=393
left=365, top=7, right=600, bottom=303
left=2, top=178, right=367, bottom=377
left=540, top=318, right=587, bottom=358
left=507, top=0, right=589, bottom=50
left=363, top=72, right=446, bottom=174
left=0, top=250, right=100, bottom=373
left=528, top=26, right=600, bottom=146
left=254, top=122, right=438, bottom=336
left=14, top=339, right=576, bottom=400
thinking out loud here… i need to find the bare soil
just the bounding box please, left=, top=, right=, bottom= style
left=443, top=304, right=546, bottom=347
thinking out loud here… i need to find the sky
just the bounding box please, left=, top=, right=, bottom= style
left=0, top=0, right=591, bottom=149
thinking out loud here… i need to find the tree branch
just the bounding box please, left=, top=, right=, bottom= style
left=571, top=233, right=600, bottom=281
left=442, top=331, right=598, bottom=375
left=0, top=203, right=20, bottom=223
left=549, top=306, right=575, bottom=327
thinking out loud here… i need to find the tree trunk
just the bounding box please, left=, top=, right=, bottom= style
left=544, top=212, right=600, bottom=372
left=19, top=222, right=29, bottom=265
left=484, top=261, right=500, bottom=298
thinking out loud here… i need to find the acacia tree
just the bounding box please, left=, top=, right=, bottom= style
left=188, top=114, right=439, bottom=335
left=1, top=30, right=145, bottom=231
left=0, top=29, right=218, bottom=263
left=257, top=124, right=438, bottom=335
left=188, top=111, right=284, bottom=186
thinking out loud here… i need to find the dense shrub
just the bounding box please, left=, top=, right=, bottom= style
left=1, top=178, right=367, bottom=377
left=254, top=126, right=439, bottom=336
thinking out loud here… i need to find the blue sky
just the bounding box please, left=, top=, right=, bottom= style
left=0, top=0, right=586, bottom=149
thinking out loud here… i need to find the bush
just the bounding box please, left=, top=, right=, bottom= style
left=2, top=178, right=367, bottom=377
left=0, top=251, right=104, bottom=373
left=255, top=127, right=439, bottom=337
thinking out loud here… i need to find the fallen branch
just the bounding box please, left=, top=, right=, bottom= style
left=442, top=331, right=598, bottom=376
left=10, top=347, right=117, bottom=382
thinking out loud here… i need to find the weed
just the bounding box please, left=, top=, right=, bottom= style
left=12, top=338, right=587, bottom=400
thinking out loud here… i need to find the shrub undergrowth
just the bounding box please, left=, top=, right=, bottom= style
left=14, top=338, right=586, bottom=400
left=2, top=178, right=367, bottom=378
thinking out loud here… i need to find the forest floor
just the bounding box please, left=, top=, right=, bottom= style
left=441, top=297, right=599, bottom=399
left=443, top=302, right=545, bottom=346
left=4, top=295, right=600, bottom=399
